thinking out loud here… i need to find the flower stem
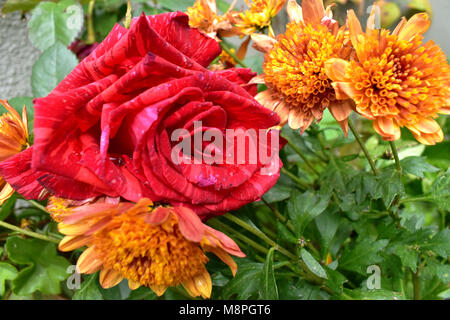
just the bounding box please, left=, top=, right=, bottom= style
left=28, top=200, right=48, bottom=213
left=348, top=119, right=379, bottom=176
left=0, top=220, right=60, bottom=244
left=219, top=41, right=249, bottom=69
left=86, top=0, right=96, bottom=44
left=280, top=133, right=320, bottom=176
left=281, top=168, right=308, bottom=190
left=222, top=213, right=298, bottom=261
left=389, top=141, right=402, bottom=175
left=208, top=219, right=269, bottom=255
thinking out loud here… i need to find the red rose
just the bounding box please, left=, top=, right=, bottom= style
left=0, top=12, right=281, bottom=218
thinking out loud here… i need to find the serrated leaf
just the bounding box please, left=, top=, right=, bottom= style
left=375, top=168, right=405, bottom=208
left=28, top=0, right=84, bottom=51
left=430, top=169, right=450, bottom=210
left=301, top=248, right=327, bottom=279
left=278, top=279, right=330, bottom=300
left=344, top=288, right=404, bottom=300
left=31, top=42, right=79, bottom=98
left=5, top=236, right=70, bottom=296
left=287, top=190, right=330, bottom=237
left=392, top=244, right=418, bottom=272
left=222, top=260, right=263, bottom=300
left=339, top=239, right=389, bottom=275
left=422, top=229, right=450, bottom=259
left=73, top=274, right=103, bottom=300
left=0, top=262, right=18, bottom=296
left=400, top=156, right=439, bottom=178
left=324, top=266, right=346, bottom=295
left=428, top=260, right=450, bottom=284
left=260, top=247, right=278, bottom=299
left=315, top=206, right=340, bottom=252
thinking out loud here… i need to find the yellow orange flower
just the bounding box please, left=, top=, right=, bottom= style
left=325, top=9, right=450, bottom=144
left=48, top=197, right=245, bottom=298
left=187, top=0, right=239, bottom=39
left=252, top=0, right=353, bottom=134
left=0, top=99, right=29, bottom=204
left=234, top=0, right=286, bottom=35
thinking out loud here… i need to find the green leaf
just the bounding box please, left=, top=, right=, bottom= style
left=0, top=194, right=17, bottom=221
left=276, top=221, right=298, bottom=245
left=343, top=288, right=404, bottom=300
left=339, top=239, right=389, bottom=275
left=73, top=274, right=103, bottom=300
left=400, top=156, right=439, bottom=178
left=392, top=244, right=418, bottom=272
left=222, top=260, right=263, bottom=300
left=160, top=0, right=195, bottom=11
left=5, top=236, right=70, bottom=296
left=216, top=0, right=231, bottom=14
left=28, top=0, right=84, bottom=51
left=324, top=266, right=346, bottom=295
left=260, top=247, right=278, bottom=300
left=375, top=168, right=405, bottom=208
left=31, top=42, right=79, bottom=98
left=0, top=262, right=18, bottom=296
left=428, top=260, right=450, bottom=284
left=262, top=182, right=291, bottom=203
left=430, top=169, right=450, bottom=211
left=422, top=229, right=450, bottom=259
left=278, top=279, right=330, bottom=300
left=301, top=248, right=327, bottom=279
left=1, top=0, right=42, bottom=14
left=315, top=206, right=340, bottom=252
left=7, top=97, right=35, bottom=133
left=287, top=190, right=330, bottom=236
left=126, top=286, right=158, bottom=300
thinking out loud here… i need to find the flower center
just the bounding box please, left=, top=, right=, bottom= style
left=92, top=212, right=209, bottom=287
left=264, top=23, right=345, bottom=113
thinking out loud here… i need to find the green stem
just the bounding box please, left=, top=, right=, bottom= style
left=280, top=133, right=320, bottom=176
left=86, top=0, right=96, bottom=43
left=400, top=195, right=432, bottom=204
left=222, top=213, right=298, bottom=261
left=208, top=220, right=269, bottom=255
left=219, top=41, right=249, bottom=68
left=348, top=120, right=379, bottom=176
left=261, top=198, right=295, bottom=233
left=412, top=270, right=421, bottom=300
left=389, top=141, right=402, bottom=175
left=0, top=220, right=60, bottom=244
left=281, top=168, right=308, bottom=190
left=28, top=200, right=48, bottom=213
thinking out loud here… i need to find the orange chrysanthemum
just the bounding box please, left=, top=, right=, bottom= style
left=234, top=0, right=286, bottom=35
left=325, top=9, right=450, bottom=145
left=252, top=0, right=353, bottom=133
left=0, top=100, right=29, bottom=204
left=48, top=197, right=245, bottom=298
left=187, top=0, right=239, bottom=39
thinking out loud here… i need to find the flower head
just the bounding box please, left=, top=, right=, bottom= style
left=187, top=0, right=239, bottom=39
left=253, top=0, right=353, bottom=133
left=325, top=8, right=450, bottom=144
left=0, top=100, right=29, bottom=204
left=49, top=197, right=245, bottom=298
left=235, top=0, right=287, bottom=35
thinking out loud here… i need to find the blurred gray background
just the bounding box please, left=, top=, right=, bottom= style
left=0, top=0, right=449, bottom=99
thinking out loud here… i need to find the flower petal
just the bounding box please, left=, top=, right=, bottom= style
left=397, top=13, right=431, bottom=41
